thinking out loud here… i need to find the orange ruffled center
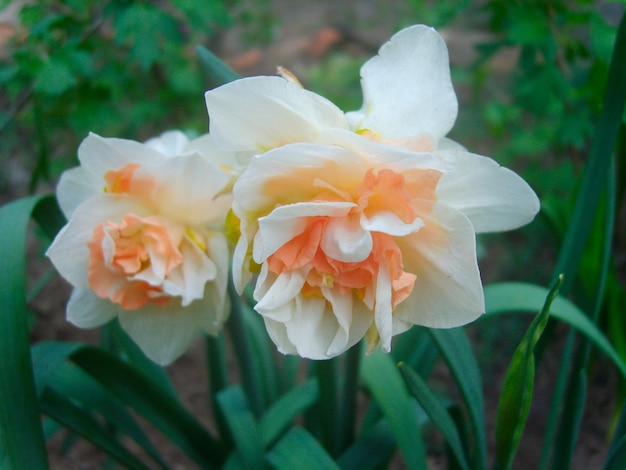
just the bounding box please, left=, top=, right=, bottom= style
left=266, top=168, right=440, bottom=309
left=88, top=213, right=183, bottom=310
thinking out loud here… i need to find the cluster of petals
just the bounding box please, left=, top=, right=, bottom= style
left=205, top=25, right=540, bottom=359
left=47, top=131, right=233, bottom=365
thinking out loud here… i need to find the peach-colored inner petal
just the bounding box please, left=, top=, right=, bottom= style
left=88, top=213, right=183, bottom=310
left=104, top=164, right=140, bottom=194
left=264, top=167, right=442, bottom=311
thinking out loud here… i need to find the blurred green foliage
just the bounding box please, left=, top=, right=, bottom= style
left=0, top=0, right=273, bottom=193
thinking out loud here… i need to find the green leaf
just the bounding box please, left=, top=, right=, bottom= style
left=72, top=345, right=221, bottom=467
left=427, top=328, right=486, bottom=470
left=115, top=4, right=179, bottom=69
left=398, top=363, right=470, bottom=470
left=217, top=386, right=265, bottom=469
left=604, top=403, right=626, bottom=470
left=40, top=387, right=147, bottom=470
left=32, top=342, right=221, bottom=466
left=0, top=196, right=50, bottom=469
left=553, top=10, right=626, bottom=294
left=31, top=195, right=66, bottom=240
left=495, top=275, right=562, bottom=469
left=34, top=58, right=77, bottom=95
left=361, top=350, right=427, bottom=468
left=258, top=379, right=318, bottom=448
left=47, top=361, right=168, bottom=469
left=484, top=282, right=626, bottom=379
left=196, top=45, right=240, bottom=87
left=266, top=427, right=339, bottom=470
left=337, top=420, right=395, bottom=470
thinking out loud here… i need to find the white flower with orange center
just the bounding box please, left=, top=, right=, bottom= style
left=47, top=131, right=233, bottom=365
left=232, top=131, right=538, bottom=359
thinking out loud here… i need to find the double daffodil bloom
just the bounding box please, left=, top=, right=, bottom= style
left=205, top=25, right=540, bottom=359
left=47, top=131, right=232, bottom=365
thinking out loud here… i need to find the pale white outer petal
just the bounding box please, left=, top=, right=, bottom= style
left=144, top=130, right=191, bottom=156
left=46, top=195, right=150, bottom=289
left=435, top=150, right=540, bottom=233
left=140, top=152, right=231, bottom=227
left=395, top=203, right=484, bottom=328
left=205, top=76, right=349, bottom=152
left=119, top=300, right=202, bottom=365
left=67, top=288, right=119, bottom=328
left=186, top=133, right=252, bottom=176
left=346, top=25, right=458, bottom=141
left=56, top=167, right=103, bottom=219
left=78, top=133, right=166, bottom=180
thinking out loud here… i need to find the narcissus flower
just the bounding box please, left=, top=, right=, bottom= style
left=232, top=133, right=538, bottom=359
left=207, top=25, right=540, bottom=359
left=47, top=131, right=232, bottom=365
left=205, top=25, right=459, bottom=159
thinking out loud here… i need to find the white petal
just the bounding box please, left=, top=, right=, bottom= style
left=66, top=288, right=119, bottom=328
left=255, top=202, right=355, bottom=262
left=395, top=203, right=484, bottom=328
left=323, top=287, right=372, bottom=357
left=435, top=150, right=540, bottom=233
left=144, top=130, right=191, bottom=156
left=262, top=317, right=298, bottom=356
left=346, top=25, right=458, bottom=141
left=78, top=133, right=165, bottom=179
left=186, top=133, right=252, bottom=175
left=361, top=211, right=424, bottom=236
left=321, top=215, right=372, bottom=263
left=119, top=300, right=201, bottom=365
left=144, top=153, right=231, bottom=227
left=374, top=263, right=393, bottom=352
left=316, top=128, right=448, bottom=171
left=161, top=237, right=218, bottom=306
left=56, top=167, right=102, bottom=219
left=46, top=195, right=149, bottom=289
left=201, top=234, right=231, bottom=331
left=254, top=268, right=309, bottom=320
left=437, top=137, right=466, bottom=151
left=205, top=76, right=349, bottom=152
left=233, top=142, right=363, bottom=213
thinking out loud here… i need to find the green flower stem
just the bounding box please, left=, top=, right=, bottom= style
left=315, top=357, right=340, bottom=456
left=206, top=332, right=232, bottom=446
left=227, top=279, right=265, bottom=417
left=338, top=341, right=362, bottom=453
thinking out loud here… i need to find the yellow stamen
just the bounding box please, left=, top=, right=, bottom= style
left=185, top=228, right=207, bottom=252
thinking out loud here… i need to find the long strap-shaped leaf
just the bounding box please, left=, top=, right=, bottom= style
left=398, top=363, right=470, bottom=470
left=361, top=350, right=428, bottom=468
left=484, top=282, right=626, bottom=379
left=266, top=427, right=340, bottom=470
left=32, top=341, right=223, bottom=468
left=494, top=276, right=562, bottom=470
left=427, top=328, right=487, bottom=470
left=0, top=195, right=51, bottom=469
